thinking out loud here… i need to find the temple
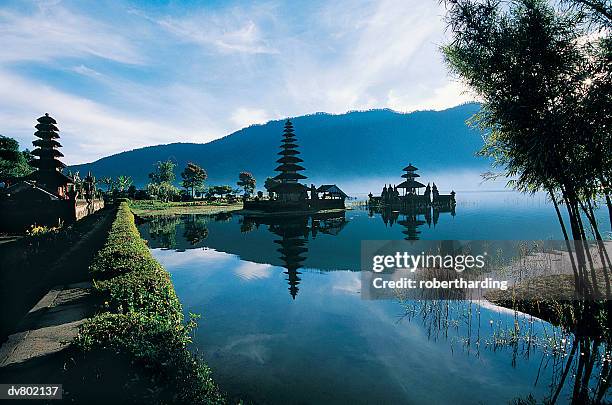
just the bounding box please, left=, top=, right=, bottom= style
left=0, top=114, right=104, bottom=231
left=270, top=119, right=308, bottom=202
left=367, top=164, right=456, bottom=209
left=244, top=119, right=347, bottom=213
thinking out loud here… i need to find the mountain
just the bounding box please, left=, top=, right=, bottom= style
left=69, top=103, right=487, bottom=191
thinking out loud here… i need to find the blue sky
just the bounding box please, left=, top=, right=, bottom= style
left=0, top=0, right=473, bottom=164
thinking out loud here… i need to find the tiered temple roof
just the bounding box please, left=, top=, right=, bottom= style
left=25, top=113, right=73, bottom=196
left=30, top=113, right=66, bottom=171
left=397, top=163, right=425, bottom=190
left=271, top=120, right=307, bottom=194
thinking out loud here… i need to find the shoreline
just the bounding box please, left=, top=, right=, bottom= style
left=0, top=202, right=226, bottom=403
left=129, top=200, right=243, bottom=217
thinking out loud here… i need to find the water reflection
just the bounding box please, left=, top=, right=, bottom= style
left=148, top=216, right=181, bottom=248
left=183, top=215, right=209, bottom=245
left=137, top=202, right=611, bottom=404
left=240, top=212, right=348, bottom=298
left=370, top=204, right=455, bottom=240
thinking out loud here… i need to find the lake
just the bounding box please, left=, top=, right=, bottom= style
left=137, top=191, right=611, bottom=404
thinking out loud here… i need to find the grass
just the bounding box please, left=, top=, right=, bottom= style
left=129, top=199, right=242, bottom=217
left=74, top=202, right=225, bottom=404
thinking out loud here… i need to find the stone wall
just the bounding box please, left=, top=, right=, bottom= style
left=74, top=199, right=105, bottom=221
left=0, top=199, right=105, bottom=232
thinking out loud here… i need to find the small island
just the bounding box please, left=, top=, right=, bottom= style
left=367, top=164, right=456, bottom=209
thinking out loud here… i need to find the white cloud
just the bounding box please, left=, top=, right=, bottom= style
left=386, top=81, right=475, bottom=113
left=143, top=7, right=278, bottom=55
left=0, top=6, right=142, bottom=64
left=278, top=0, right=473, bottom=115
left=162, top=19, right=277, bottom=54
left=71, top=64, right=103, bottom=78
left=234, top=261, right=274, bottom=280
left=231, top=107, right=272, bottom=128
left=0, top=70, right=194, bottom=164
left=0, top=0, right=476, bottom=163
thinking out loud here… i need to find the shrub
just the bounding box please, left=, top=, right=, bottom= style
left=76, top=202, right=224, bottom=404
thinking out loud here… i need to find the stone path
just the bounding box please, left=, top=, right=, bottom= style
left=0, top=282, right=95, bottom=368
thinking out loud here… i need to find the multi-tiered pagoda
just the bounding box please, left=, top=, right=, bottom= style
left=397, top=163, right=426, bottom=196
left=25, top=113, right=74, bottom=198
left=243, top=119, right=347, bottom=212
left=0, top=113, right=105, bottom=231
left=270, top=120, right=308, bottom=202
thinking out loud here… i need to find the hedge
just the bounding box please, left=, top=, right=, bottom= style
left=75, top=202, right=224, bottom=404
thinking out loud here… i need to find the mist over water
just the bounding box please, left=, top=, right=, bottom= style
left=331, top=169, right=508, bottom=196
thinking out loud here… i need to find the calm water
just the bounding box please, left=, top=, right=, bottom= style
left=138, top=192, right=611, bottom=404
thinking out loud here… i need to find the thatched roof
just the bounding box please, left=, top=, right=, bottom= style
left=316, top=184, right=348, bottom=198
left=397, top=179, right=425, bottom=189
left=274, top=172, right=307, bottom=181
left=274, top=163, right=306, bottom=172
left=268, top=182, right=307, bottom=192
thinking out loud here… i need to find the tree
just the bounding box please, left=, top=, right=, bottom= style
left=127, top=184, right=137, bottom=198
left=149, top=160, right=176, bottom=184
left=559, top=0, right=612, bottom=27
left=98, top=177, right=115, bottom=193
left=116, top=175, right=133, bottom=192
left=442, top=3, right=611, bottom=402
left=0, top=135, right=34, bottom=185
left=181, top=162, right=207, bottom=197
left=237, top=171, right=256, bottom=197
left=148, top=159, right=178, bottom=202
left=147, top=181, right=178, bottom=202
left=442, top=0, right=611, bottom=233
left=264, top=176, right=280, bottom=196
left=205, top=185, right=234, bottom=199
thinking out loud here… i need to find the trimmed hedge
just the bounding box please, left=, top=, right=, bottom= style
left=75, top=202, right=224, bottom=404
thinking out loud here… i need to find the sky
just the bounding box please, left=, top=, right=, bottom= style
left=0, top=0, right=473, bottom=165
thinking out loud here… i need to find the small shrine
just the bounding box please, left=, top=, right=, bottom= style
left=368, top=164, right=456, bottom=209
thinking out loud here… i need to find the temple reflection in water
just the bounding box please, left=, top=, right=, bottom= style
left=141, top=205, right=456, bottom=299
left=240, top=212, right=348, bottom=298
left=369, top=204, right=456, bottom=240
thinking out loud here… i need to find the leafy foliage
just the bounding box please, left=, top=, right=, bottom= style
left=181, top=162, right=207, bottom=196
left=0, top=135, right=34, bottom=184
left=76, top=203, right=224, bottom=404
left=237, top=171, right=256, bottom=196
left=205, top=185, right=235, bottom=199
left=147, top=160, right=179, bottom=202
left=149, top=160, right=176, bottom=184
left=97, top=177, right=114, bottom=193
left=116, top=175, right=133, bottom=192
left=442, top=0, right=611, bottom=227
left=147, top=181, right=179, bottom=202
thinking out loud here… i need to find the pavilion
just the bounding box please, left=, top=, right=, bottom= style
left=368, top=163, right=456, bottom=209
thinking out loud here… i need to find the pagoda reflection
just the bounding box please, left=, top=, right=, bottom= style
left=369, top=204, right=455, bottom=240
left=241, top=212, right=348, bottom=299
